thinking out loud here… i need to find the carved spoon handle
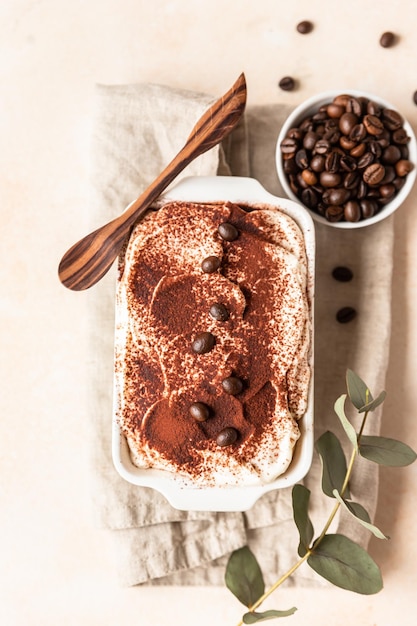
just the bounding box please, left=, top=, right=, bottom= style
left=58, top=73, right=247, bottom=291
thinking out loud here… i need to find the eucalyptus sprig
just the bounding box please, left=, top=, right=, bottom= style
left=225, top=369, right=417, bottom=624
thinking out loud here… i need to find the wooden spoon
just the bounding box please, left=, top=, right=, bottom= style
left=58, top=72, right=247, bottom=291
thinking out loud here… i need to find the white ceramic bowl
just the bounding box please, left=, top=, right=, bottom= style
left=112, top=175, right=315, bottom=512
left=276, top=90, right=417, bottom=228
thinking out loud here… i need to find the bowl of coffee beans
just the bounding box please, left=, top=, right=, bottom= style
left=276, top=91, right=416, bottom=227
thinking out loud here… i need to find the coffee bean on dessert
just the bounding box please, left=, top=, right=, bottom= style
left=189, top=402, right=210, bottom=422
left=218, top=222, right=239, bottom=241
left=296, top=20, right=313, bottom=34
left=201, top=255, right=221, bottom=273
left=279, top=76, right=295, bottom=91
left=379, top=31, right=396, bottom=48
left=216, top=427, right=239, bottom=447
left=336, top=306, right=357, bottom=323
left=209, top=302, right=230, bottom=322
left=222, top=376, right=244, bottom=395
left=191, top=331, right=215, bottom=354
left=332, top=266, right=353, bottom=282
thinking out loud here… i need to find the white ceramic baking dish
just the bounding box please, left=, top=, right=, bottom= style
left=112, top=175, right=315, bottom=511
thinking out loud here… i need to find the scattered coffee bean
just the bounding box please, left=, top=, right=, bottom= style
left=218, top=222, right=239, bottom=241
left=189, top=402, right=210, bottom=422
left=216, top=427, right=239, bottom=447
left=332, top=266, right=353, bottom=282
left=296, top=20, right=313, bottom=34
left=222, top=376, right=244, bottom=395
left=336, top=306, right=357, bottom=323
left=379, top=31, right=396, bottom=48
left=209, top=302, right=230, bottom=322
left=279, top=92, right=414, bottom=222
left=201, top=255, right=221, bottom=273
left=413, top=91, right=417, bottom=106
left=279, top=76, right=295, bottom=91
left=191, top=332, right=215, bottom=354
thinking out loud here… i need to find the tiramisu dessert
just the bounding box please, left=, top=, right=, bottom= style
left=114, top=199, right=312, bottom=487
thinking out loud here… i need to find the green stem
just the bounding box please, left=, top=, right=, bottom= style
left=237, top=409, right=370, bottom=624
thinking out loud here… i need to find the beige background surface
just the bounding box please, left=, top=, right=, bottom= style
left=1, top=1, right=417, bottom=624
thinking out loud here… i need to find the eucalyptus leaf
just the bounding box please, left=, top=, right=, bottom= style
left=292, top=484, right=314, bottom=557
left=315, top=431, right=351, bottom=499
left=243, top=608, right=298, bottom=623
left=359, top=435, right=417, bottom=467
left=358, top=390, right=387, bottom=414
left=334, top=394, right=358, bottom=449
left=308, top=534, right=383, bottom=594
left=333, top=490, right=389, bottom=539
left=225, top=546, right=265, bottom=608
left=346, top=369, right=373, bottom=410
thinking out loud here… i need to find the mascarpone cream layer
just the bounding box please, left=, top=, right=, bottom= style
left=115, top=200, right=311, bottom=486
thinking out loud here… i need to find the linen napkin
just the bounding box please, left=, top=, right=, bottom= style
left=86, top=82, right=393, bottom=587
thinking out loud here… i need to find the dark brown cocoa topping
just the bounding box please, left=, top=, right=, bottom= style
left=209, top=302, right=230, bottom=322
left=191, top=331, right=216, bottom=354
left=216, top=427, right=239, bottom=447
left=222, top=376, right=244, bottom=395
left=189, top=402, right=210, bottom=422
left=201, top=255, right=221, bottom=273
left=218, top=222, right=239, bottom=241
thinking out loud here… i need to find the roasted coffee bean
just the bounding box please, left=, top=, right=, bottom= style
left=325, top=205, right=344, bottom=222
left=382, top=145, right=402, bottom=164
left=296, top=20, right=313, bottom=34
left=339, top=136, right=357, bottom=151
left=218, top=222, right=239, bottom=241
left=216, top=427, right=239, bottom=447
left=369, top=141, right=382, bottom=158
left=209, top=303, right=230, bottom=322
left=327, top=103, right=345, bottom=119
left=350, top=142, right=366, bottom=158
left=283, top=158, right=298, bottom=175
left=189, top=402, right=210, bottom=422
left=343, top=171, right=359, bottom=189
left=349, top=123, right=366, bottom=142
left=393, top=176, right=406, bottom=191
left=367, top=100, right=381, bottom=117
left=328, top=188, right=350, bottom=205
left=325, top=151, right=340, bottom=172
left=363, top=114, right=384, bottom=135
left=303, top=131, right=319, bottom=150
left=356, top=180, right=368, bottom=199
left=376, top=129, right=391, bottom=148
left=380, top=165, right=396, bottom=184
left=395, top=159, right=414, bottom=177
left=379, top=31, right=396, bottom=47
left=414, top=90, right=417, bottom=106
left=336, top=306, right=357, bottom=323
left=201, top=256, right=221, bottom=273
left=222, top=376, right=244, bottom=395
left=320, top=171, right=341, bottom=187
left=383, top=108, right=404, bottom=130
left=339, top=112, right=358, bottom=135
left=379, top=183, right=396, bottom=200
left=363, top=163, right=385, bottom=185
left=344, top=200, right=361, bottom=222
left=357, top=152, right=374, bottom=169
left=301, top=169, right=318, bottom=185
left=324, top=128, right=341, bottom=144
left=332, top=266, right=353, bottom=282
left=301, top=187, right=319, bottom=209
left=340, top=154, right=357, bottom=171
left=287, top=127, right=304, bottom=141
left=279, top=76, right=295, bottom=91
left=192, top=332, right=216, bottom=354
left=314, top=139, right=331, bottom=154
left=280, top=137, right=298, bottom=157
left=392, top=128, right=409, bottom=145
left=346, top=97, right=363, bottom=117
left=360, top=199, right=377, bottom=219
left=310, top=154, right=326, bottom=172
left=400, top=144, right=410, bottom=159
left=295, top=149, right=309, bottom=169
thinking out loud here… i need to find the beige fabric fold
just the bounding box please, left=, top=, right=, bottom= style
left=87, top=83, right=392, bottom=587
